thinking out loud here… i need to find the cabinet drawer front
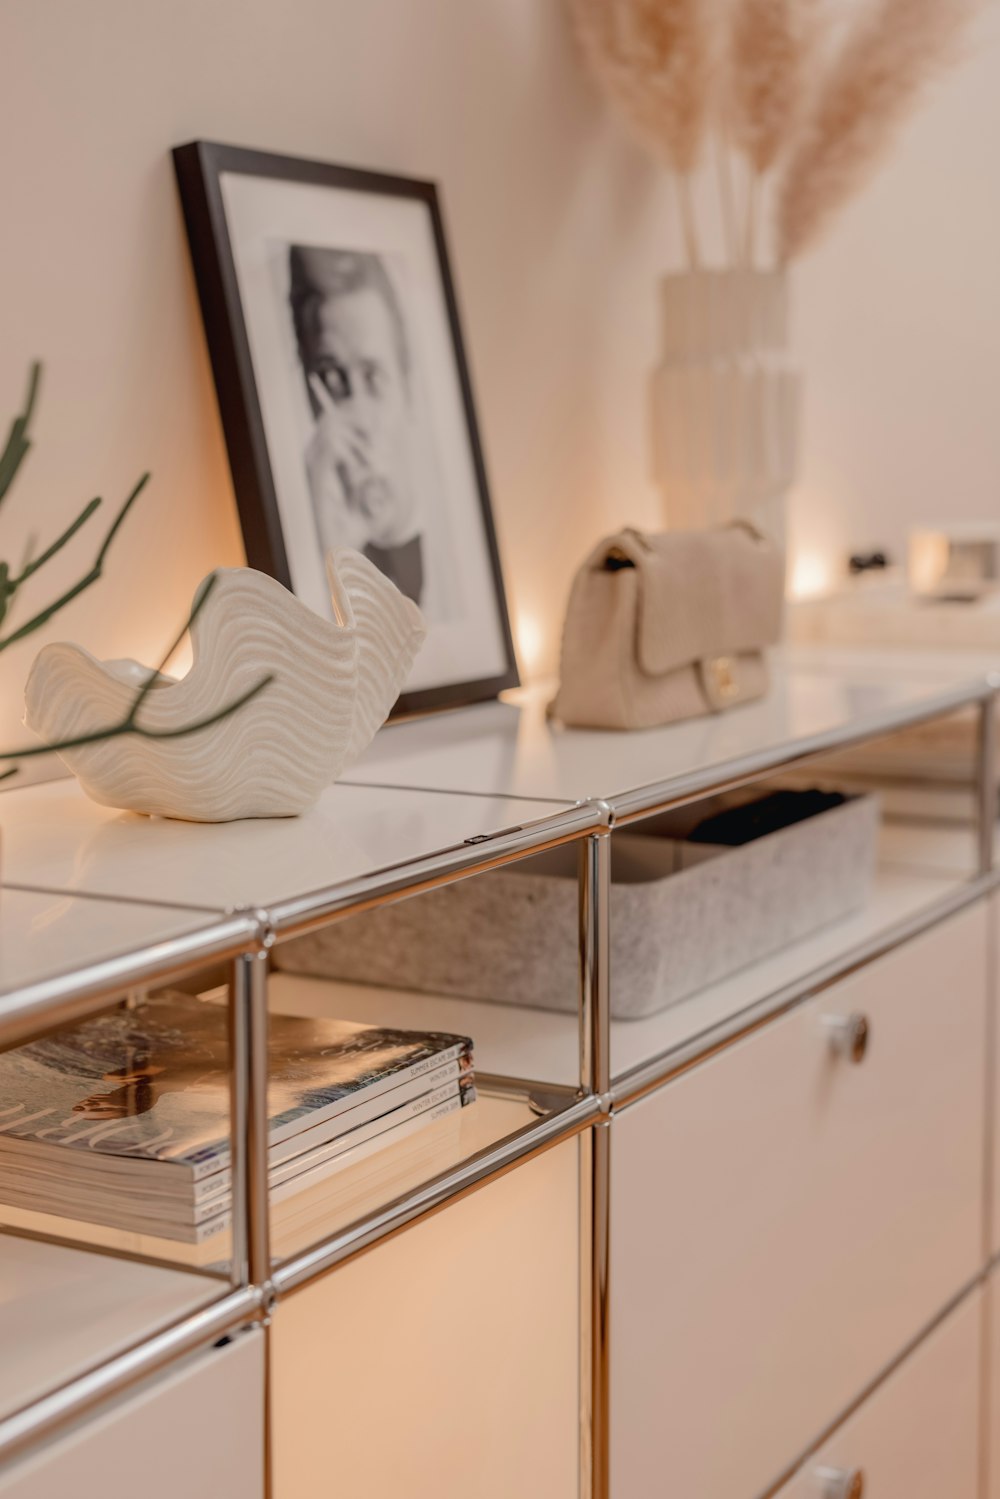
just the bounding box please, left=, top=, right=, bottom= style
left=271, top=1139, right=581, bottom=1499
left=776, top=1290, right=980, bottom=1499
left=611, top=901, right=987, bottom=1499
left=0, top=1332, right=264, bottom=1499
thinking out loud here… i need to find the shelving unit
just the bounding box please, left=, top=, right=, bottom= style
left=1, top=649, right=997, bottom=1497
left=270, top=819, right=984, bottom=1094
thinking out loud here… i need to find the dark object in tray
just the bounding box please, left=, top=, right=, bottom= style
left=688, top=789, right=848, bottom=847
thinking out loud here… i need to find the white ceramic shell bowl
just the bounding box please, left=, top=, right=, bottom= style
left=23, top=548, right=426, bottom=822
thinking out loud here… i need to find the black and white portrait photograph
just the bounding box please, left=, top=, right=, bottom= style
left=173, top=143, right=518, bottom=713
left=285, top=243, right=453, bottom=620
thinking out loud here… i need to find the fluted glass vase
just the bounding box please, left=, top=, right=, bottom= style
left=650, top=268, right=800, bottom=550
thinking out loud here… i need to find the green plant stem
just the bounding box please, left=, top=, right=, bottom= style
left=129, top=569, right=218, bottom=720
left=0, top=473, right=149, bottom=653
left=0, top=568, right=274, bottom=772
left=0, top=674, right=274, bottom=763
left=13, top=496, right=102, bottom=586
left=0, top=363, right=41, bottom=509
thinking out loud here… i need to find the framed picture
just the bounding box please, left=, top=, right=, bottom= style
left=172, top=141, right=519, bottom=715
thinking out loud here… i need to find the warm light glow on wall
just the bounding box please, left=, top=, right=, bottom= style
left=161, top=637, right=194, bottom=679
left=789, top=550, right=835, bottom=600
left=516, top=611, right=544, bottom=680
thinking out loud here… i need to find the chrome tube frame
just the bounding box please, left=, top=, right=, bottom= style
left=0, top=911, right=258, bottom=1054
left=577, top=830, right=612, bottom=1499
left=589, top=1120, right=611, bottom=1499
left=978, top=689, right=998, bottom=878
left=229, top=950, right=272, bottom=1292
left=579, top=829, right=612, bottom=1101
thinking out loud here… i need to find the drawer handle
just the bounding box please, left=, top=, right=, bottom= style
left=815, top=1466, right=865, bottom=1499
left=822, top=1012, right=870, bottom=1064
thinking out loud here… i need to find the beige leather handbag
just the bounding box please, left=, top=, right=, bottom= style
left=550, top=523, right=784, bottom=731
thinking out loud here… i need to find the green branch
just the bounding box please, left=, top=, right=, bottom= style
left=0, top=674, right=274, bottom=764
left=0, top=365, right=271, bottom=790
left=0, top=473, right=149, bottom=651
left=12, top=496, right=102, bottom=586
left=0, top=362, right=40, bottom=510
left=1, top=571, right=274, bottom=771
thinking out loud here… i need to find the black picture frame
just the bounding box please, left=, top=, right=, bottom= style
left=172, top=140, right=519, bottom=717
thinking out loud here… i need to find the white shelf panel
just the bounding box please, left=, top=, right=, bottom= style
left=271, top=825, right=971, bottom=1090
left=343, top=650, right=993, bottom=807
left=0, top=888, right=225, bottom=1000
left=0, top=1234, right=219, bottom=1420
left=0, top=781, right=570, bottom=913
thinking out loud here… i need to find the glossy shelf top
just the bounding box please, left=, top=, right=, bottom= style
left=0, top=779, right=585, bottom=915
left=0, top=887, right=231, bottom=999
left=345, top=649, right=995, bottom=813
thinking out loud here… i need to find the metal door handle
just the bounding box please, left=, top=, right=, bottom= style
left=816, top=1466, right=865, bottom=1499
left=822, top=1012, right=870, bottom=1064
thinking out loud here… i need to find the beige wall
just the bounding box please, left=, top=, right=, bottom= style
left=1, top=0, right=998, bottom=754
left=791, top=0, right=1000, bottom=593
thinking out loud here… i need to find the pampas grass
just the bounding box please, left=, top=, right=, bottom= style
left=568, top=0, right=719, bottom=262
left=777, top=0, right=976, bottom=260
left=568, top=0, right=977, bottom=267
left=569, top=0, right=716, bottom=173
left=729, top=0, right=820, bottom=176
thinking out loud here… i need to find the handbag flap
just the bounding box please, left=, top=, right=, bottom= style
left=602, top=526, right=784, bottom=677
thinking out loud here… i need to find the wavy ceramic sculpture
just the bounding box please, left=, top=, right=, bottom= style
left=23, top=549, right=426, bottom=822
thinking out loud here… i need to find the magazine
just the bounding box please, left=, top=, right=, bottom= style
left=0, top=1089, right=471, bottom=1243
left=0, top=991, right=473, bottom=1180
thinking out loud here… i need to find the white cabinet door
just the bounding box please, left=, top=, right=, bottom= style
left=776, top=1289, right=980, bottom=1499
left=0, top=1329, right=264, bottom=1499
left=271, top=1138, right=581, bottom=1499
left=611, top=901, right=987, bottom=1499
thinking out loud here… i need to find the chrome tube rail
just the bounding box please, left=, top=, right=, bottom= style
left=0, top=676, right=997, bottom=1497
left=0, top=909, right=259, bottom=1053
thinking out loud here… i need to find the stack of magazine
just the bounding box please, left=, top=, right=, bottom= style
left=0, top=992, right=475, bottom=1243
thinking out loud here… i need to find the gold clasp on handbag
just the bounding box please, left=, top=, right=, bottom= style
left=707, top=655, right=738, bottom=701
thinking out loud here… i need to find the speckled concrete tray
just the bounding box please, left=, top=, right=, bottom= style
left=274, top=791, right=879, bottom=1020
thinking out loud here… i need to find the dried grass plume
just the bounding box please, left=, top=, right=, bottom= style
left=777, top=0, right=977, bottom=260
left=568, top=0, right=717, bottom=175
left=728, top=0, right=822, bottom=175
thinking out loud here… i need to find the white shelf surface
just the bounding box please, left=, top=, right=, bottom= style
left=343, top=650, right=993, bottom=807
left=271, top=822, right=975, bottom=1089
left=0, top=1233, right=219, bottom=1420
left=0, top=1096, right=539, bottom=1274
left=0, top=780, right=572, bottom=913
left=0, top=887, right=229, bottom=1000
